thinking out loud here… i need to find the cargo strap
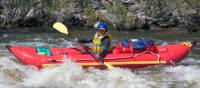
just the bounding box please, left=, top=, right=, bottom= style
left=133, top=51, right=161, bottom=61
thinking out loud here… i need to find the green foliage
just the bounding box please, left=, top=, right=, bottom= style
left=40, top=0, right=76, bottom=12
left=105, top=0, right=135, bottom=30
left=11, top=0, right=32, bottom=8
left=191, top=0, right=200, bottom=3
left=84, top=4, right=98, bottom=24
left=12, top=0, right=67, bottom=11
left=124, top=16, right=136, bottom=29
left=41, top=0, right=65, bottom=11
left=147, top=0, right=164, bottom=17
left=196, top=25, right=200, bottom=31
left=105, top=0, right=127, bottom=20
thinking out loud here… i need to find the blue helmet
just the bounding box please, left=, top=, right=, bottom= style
left=97, top=22, right=107, bottom=31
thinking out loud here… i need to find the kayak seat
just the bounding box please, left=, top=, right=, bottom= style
left=36, top=47, right=52, bottom=56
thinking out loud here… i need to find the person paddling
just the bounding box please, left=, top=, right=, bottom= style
left=75, top=22, right=112, bottom=63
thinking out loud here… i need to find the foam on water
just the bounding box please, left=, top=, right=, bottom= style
left=165, top=65, right=200, bottom=88
left=0, top=56, right=157, bottom=88
left=19, top=59, right=157, bottom=88
left=0, top=57, right=32, bottom=87
left=20, top=60, right=83, bottom=87
left=0, top=84, right=15, bottom=88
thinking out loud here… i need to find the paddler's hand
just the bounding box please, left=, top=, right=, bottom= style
left=95, top=54, right=104, bottom=63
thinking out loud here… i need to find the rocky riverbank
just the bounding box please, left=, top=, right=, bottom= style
left=0, top=0, right=199, bottom=33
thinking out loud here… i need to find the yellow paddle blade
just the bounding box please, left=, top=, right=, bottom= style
left=104, top=62, right=114, bottom=69
left=53, top=22, right=69, bottom=35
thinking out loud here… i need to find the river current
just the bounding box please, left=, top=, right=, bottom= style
left=0, top=27, right=199, bottom=88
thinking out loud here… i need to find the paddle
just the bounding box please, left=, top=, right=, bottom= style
left=78, top=43, right=114, bottom=69
left=53, top=22, right=69, bottom=35
left=53, top=22, right=114, bottom=69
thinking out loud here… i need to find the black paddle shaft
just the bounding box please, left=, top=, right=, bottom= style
left=79, top=43, right=105, bottom=63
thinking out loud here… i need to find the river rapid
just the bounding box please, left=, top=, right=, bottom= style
left=0, top=27, right=200, bottom=88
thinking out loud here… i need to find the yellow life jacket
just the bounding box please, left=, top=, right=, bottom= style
left=92, top=32, right=112, bottom=54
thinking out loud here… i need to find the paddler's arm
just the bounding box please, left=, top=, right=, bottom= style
left=76, top=38, right=93, bottom=43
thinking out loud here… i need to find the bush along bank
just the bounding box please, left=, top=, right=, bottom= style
left=0, top=0, right=199, bottom=32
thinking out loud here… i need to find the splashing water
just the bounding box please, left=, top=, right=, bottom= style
left=0, top=30, right=200, bottom=88
left=18, top=60, right=157, bottom=88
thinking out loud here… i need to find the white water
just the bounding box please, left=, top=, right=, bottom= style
left=0, top=32, right=200, bottom=88
left=1, top=56, right=200, bottom=88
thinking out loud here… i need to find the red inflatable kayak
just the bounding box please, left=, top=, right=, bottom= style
left=6, top=41, right=195, bottom=69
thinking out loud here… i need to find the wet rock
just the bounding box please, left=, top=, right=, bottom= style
left=164, top=25, right=199, bottom=33
left=96, top=10, right=119, bottom=28
left=97, top=10, right=119, bottom=24
left=151, top=18, right=178, bottom=28
left=134, top=12, right=151, bottom=30
left=26, top=8, right=35, bottom=17
left=65, top=15, right=85, bottom=27
left=128, top=5, right=139, bottom=12
left=186, top=25, right=199, bottom=33
left=21, top=17, right=43, bottom=27
left=150, top=12, right=179, bottom=28
left=103, top=0, right=114, bottom=5
left=168, top=26, right=188, bottom=33
left=135, top=19, right=150, bottom=30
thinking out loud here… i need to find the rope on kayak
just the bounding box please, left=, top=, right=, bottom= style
left=129, top=38, right=161, bottom=62
left=133, top=51, right=161, bottom=61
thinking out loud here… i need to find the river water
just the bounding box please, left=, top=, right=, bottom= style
left=0, top=27, right=200, bottom=88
